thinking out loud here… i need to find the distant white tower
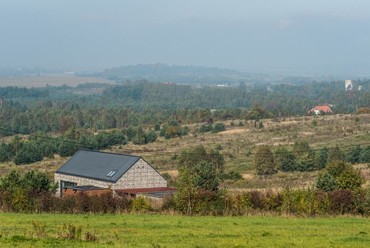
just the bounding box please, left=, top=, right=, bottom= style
left=345, top=80, right=353, bottom=91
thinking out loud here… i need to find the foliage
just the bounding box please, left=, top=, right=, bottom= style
left=336, top=168, right=364, bottom=190
left=314, top=147, right=329, bottom=170
left=1, top=80, right=369, bottom=138
left=0, top=129, right=130, bottom=164
left=222, top=171, right=243, bottom=180
left=132, top=127, right=146, bottom=145
left=0, top=170, right=51, bottom=193
left=196, top=162, right=220, bottom=191
left=177, top=145, right=225, bottom=175
left=211, top=123, right=226, bottom=133
left=328, top=145, right=345, bottom=163
left=249, top=104, right=270, bottom=120
left=145, top=130, right=157, bottom=143
left=281, top=188, right=324, bottom=215
left=347, top=145, right=362, bottom=164
left=174, top=166, right=199, bottom=215
left=360, top=146, right=370, bottom=163
left=199, top=124, right=213, bottom=133
left=58, top=140, right=79, bottom=157
left=175, top=146, right=225, bottom=214
left=316, top=161, right=364, bottom=192
left=327, top=189, right=355, bottom=214
left=13, top=141, right=43, bottom=165
left=274, top=144, right=344, bottom=173
left=0, top=143, right=12, bottom=162
left=57, top=223, right=82, bottom=240
left=316, top=173, right=338, bottom=192
left=131, top=197, right=150, bottom=212
left=160, top=120, right=189, bottom=139
left=0, top=170, right=53, bottom=212
left=254, top=145, right=277, bottom=175
left=0, top=86, right=48, bottom=98
left=275, top=147, right=296, bottom=172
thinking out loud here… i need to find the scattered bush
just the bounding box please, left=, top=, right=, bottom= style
left=131, top=196, right=150, bottom=212
left=212, top=123, right=226, bottom=133
left=57, top=223, right=82, bottom=240
left=222, top=171, right=243, bottom=180
left=199, top=124, right=213, bottom=133
left=316, top=161, right=364, bottom=191
left=316, top=173, right=338, bottom=192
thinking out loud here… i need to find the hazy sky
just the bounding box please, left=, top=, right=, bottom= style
left=1, top=0, right=370, bottom=75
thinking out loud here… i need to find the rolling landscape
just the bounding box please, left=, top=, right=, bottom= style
left=0, top=78, right=370, bottom=246
left=1, top=1, right=370, bottom=247
left=2, top=110, right=369, bottom=190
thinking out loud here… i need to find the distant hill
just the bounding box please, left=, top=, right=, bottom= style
left=86, top=64, right=275, bottom=84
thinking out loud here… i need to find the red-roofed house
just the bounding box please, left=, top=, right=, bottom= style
left=309, top=105, right=333, bottom=115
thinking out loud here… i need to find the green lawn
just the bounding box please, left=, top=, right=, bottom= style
left=0, top=213, right=369, bottom=247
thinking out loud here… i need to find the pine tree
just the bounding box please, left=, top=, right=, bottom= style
left=328, top=145, right=345, bottom=163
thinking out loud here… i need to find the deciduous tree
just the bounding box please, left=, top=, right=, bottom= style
left=254, top=145, right=277, bottom=175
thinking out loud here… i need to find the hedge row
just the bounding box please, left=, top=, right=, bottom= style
left=1, top=188, right=369, bottom=216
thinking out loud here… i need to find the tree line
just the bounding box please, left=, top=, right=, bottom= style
left=0, top=79, right=369, bottom=136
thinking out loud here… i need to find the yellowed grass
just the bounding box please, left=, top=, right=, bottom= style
left=161, top=169, right=179, bottom=177
left=242, top=173, right=254, bottom=180
left=218, top=128, right=248, bottom=135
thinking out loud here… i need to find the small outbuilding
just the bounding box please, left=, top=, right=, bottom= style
left=54, top=150, right=168, bottom=197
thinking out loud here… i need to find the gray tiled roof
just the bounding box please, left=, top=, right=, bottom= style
left=56, top=150, right=141, bottom=183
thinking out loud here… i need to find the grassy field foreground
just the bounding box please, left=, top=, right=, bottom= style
left=0, top=213, right=369, bottom=247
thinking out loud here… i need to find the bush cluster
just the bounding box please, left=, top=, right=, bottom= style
left=0, top=125, right=161, bottom=165
left=170, top=188, right=370, bottom=216
left=198, top=123, right=226, bottom=133
left=159, top=120, right=189, bottom=139
left=316, top=161, right=364, bottom=191
left=0, top=190, right=132, bottom=214
left=0, top=170, right=130, bottom=213
left=273, top=142, right=370, bottom=173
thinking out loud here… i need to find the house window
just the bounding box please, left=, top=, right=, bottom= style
left=62, top=181, right=77, bottom=189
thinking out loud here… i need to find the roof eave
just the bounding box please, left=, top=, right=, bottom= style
left=55, top=171, right=119, bottom=183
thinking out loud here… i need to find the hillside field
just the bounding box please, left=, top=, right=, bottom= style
left=1, top=113, right=370, bottom=191
left=0, top=213, right=369, bottom=247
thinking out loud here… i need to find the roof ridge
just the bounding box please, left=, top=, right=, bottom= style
left=78, top=149, right=141, bottom=158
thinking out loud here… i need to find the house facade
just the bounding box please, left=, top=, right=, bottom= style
left=54, top=150, right=168, bottom=197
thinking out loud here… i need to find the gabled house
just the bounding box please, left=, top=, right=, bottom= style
left=309, top=105, right=333, bottom=115
left=54, top=150, right=168, bottom=197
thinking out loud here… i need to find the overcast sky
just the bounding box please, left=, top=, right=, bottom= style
left=1, top=0, right=369, bottom=75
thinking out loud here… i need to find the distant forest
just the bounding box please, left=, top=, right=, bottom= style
left=85, top=64, right=277, bottom=84
left=0, top=79, right=369, bottom=136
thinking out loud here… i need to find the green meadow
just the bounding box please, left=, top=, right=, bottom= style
left=0, top=213, right=369, bottom=247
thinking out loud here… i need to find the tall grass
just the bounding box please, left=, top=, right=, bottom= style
left=0, top=213, right=369, bottom=247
